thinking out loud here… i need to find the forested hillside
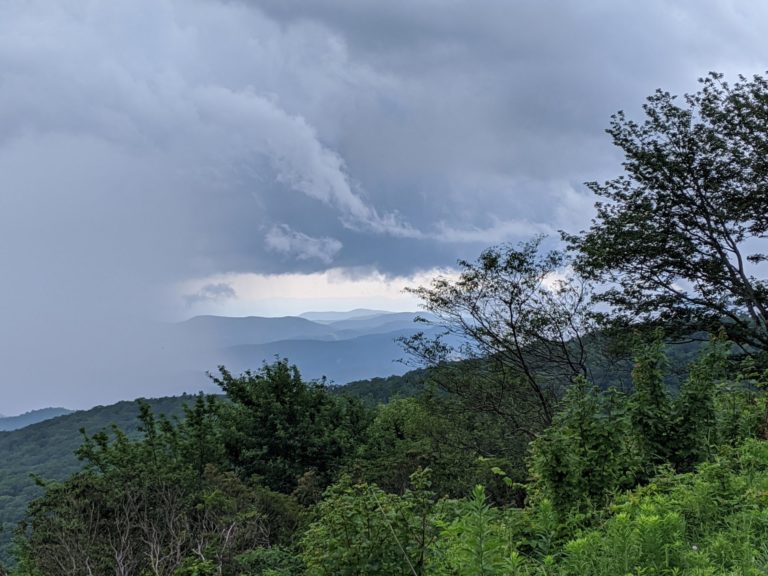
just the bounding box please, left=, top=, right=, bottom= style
left=0, top=343, right=708, bottom=568
left=0, top=377, right=424, bottom=567
left=5, top=338, right=767, bottom=576
left=0, top=396, right=191, bottom=564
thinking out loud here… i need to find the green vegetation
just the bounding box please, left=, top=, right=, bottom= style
left=3, top=71, right=768, bottom=575
left=401, top=236, right=594, bottom=432
left=212, top=363, right=369, bottom=494
left=0, top=396, right=190, bottom=565
left=0, top=371, right=429, bottom=568
left=6, top=337, right=767, bottom=575
left=333, top=369, right=430, bottom=407
left=565, top=72, right=768, bottom=350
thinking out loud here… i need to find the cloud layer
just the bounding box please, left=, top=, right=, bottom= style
left=2, top=0, right=767, bottom=412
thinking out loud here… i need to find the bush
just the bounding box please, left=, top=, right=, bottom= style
left=301, top=470, right=437, bottom=576
left=529, top=378, right=640, bottom=516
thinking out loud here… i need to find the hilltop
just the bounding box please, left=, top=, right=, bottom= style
left=0, top=408, right=73, bottom=432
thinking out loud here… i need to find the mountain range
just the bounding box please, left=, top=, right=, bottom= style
left=164, top=309, right=437, bottom=386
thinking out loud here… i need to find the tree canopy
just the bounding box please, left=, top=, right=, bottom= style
left=211, top=360, right=369, bottom=494
left=401, top=236, right=594, bottom=433
left=566, top=72, right=768, bottom=352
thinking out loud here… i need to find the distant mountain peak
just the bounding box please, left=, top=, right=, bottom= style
left=299, top=309, right=393, bottom=323
left=0, top=407, right=74, bottom=432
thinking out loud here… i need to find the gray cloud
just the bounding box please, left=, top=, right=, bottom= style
left=1, top=0, right=767, bottom=412
left=265, top=225, right=343, bottom=264
left=184, top=283, right=237, bottom=307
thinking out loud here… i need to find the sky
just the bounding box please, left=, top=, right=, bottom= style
left=1, top=0, right=767, bottom=413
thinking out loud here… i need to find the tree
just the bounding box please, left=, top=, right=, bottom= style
left=16, top=399, right=270, bottom=576
left=628, top=330, right=672, bottom=469
left=672, top=335, right=730, bottom=470
left=528, top=378, right=640, bottom=515
left=566, top=72, right=768, bottom=352
left=351, top=395, right=524, bottom=502
left=212, top=359, right=370, bottom=493
left=401, top=236, right=594, bottom=433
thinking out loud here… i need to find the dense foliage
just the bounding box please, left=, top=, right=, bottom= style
left=210, top=363, right=369, bottom=494
left=6, top=335, right=767, bottom=575
left=0, top=396, right=191, bottom=565
left=333, top=369, right=431, bottom=407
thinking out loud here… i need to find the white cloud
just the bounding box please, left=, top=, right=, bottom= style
left=178, top=267, right=460, bottom=317
left=432, top=218, right=553, bottom=244
left=183, top=282, right=237, bottom=307
left=265, top=224, right=343, bottom=264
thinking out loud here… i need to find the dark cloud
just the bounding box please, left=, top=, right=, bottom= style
left=246, top=0, right=768, bottom=271
left=1, top=0, right=766, bottom=412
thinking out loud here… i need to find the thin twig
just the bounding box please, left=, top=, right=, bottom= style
left=368, top=486, right=419, bottom=576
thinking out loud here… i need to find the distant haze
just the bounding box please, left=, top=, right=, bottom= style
left=162, top=310, right=440, bottom=392
left=2, top=0, right=767, bottom=413
left=299, top=309, right=388, bottom=323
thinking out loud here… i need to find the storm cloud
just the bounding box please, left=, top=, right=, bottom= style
left=1, top=0, right=766, bottom=412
